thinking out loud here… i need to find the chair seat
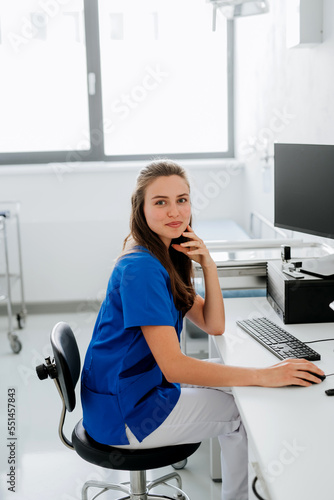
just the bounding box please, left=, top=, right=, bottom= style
left=72, top=419, right=201, bottom=471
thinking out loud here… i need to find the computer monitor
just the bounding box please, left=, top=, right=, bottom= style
left=274, top=143, right=334, bottom=239
left=274, top=142, right=334, bottom=277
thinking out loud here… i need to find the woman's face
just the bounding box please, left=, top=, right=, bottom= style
left=143, top=175, right=191, bottom=247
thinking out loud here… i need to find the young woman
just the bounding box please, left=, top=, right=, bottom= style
left=81, top=160, right=324, bottom=500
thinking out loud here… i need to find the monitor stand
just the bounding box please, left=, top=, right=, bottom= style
left=301, top=254, right=334, bottom=278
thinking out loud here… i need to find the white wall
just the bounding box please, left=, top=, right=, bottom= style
left=234, top=0, right=334, bottom=234
left=0, top=161, right=245, bottom=305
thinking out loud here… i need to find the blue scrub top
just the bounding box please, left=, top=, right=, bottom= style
left=81, top=247, right=183, bottom=445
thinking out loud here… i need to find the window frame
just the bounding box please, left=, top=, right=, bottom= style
left=0, top=0, right=234, bottom=165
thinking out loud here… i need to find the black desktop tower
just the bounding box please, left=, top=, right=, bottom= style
left=267, top=260, right=334, bottom=324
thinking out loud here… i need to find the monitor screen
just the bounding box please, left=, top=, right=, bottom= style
left=274, top=143, right=334, bottom=240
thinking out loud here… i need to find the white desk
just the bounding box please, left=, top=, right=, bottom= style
left=212, top=297, right=334, bottom=500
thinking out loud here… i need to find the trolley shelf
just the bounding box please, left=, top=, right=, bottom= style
left=0, top=202, right=27, bottom=353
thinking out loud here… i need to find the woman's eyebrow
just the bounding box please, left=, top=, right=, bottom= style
left=151, top=193, right=189, bottom=200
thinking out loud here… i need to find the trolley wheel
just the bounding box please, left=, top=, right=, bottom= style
left=10, top=335, right=22, bottom=354
left=16, top=313, right=26, bottom=329
left=172, top=459, right=187, bottom=470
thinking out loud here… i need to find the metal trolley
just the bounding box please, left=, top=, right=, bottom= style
left=0, top=201, right=27, bottom=353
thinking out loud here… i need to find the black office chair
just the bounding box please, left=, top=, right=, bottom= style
left=36, top=322, right=201, bottom=500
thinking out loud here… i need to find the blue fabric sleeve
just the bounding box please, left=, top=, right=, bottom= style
left=120, top=259, right=175, bottom=329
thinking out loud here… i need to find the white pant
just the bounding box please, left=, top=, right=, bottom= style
left=115, top=360, right=249, bottom=500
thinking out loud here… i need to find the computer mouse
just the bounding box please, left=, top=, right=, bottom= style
left=304, top=371, right=326, bottom=383
left=290, top=371, right=326, bottom=387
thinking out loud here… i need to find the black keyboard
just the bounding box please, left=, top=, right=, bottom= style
left=236, top=317, right=321, bottom=361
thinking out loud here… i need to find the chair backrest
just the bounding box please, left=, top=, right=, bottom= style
left=50, top=322, right=81, bottom=412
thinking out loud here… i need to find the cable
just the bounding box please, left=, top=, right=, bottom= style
left=252, top=476, right=267, bottom=500
left=306, top=338, right=334, bottom=344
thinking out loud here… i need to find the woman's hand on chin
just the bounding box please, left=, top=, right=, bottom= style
left=172, top=225, right=214, bottom=269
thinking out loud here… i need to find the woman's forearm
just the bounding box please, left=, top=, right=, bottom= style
left=201, top=259, right=225, bottom=335
left=166, top=353, right=259, bottom=386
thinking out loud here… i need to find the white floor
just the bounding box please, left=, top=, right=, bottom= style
left=0, top=311, right=224, bottom=500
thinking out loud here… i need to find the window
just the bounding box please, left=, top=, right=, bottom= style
left=0, top=0, right=90, bottom=161
left=0, top=0, right=233, bottom=165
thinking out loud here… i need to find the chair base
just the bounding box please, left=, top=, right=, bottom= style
left=82, top=470, right=190, bottom=500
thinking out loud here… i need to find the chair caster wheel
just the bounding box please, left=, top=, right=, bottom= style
left=10, top=335, right=22, bottom=354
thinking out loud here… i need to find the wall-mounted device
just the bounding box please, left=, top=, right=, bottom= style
left=207, top=0, right=269, bottom=29
left=286, top=0, right=323, bottom=48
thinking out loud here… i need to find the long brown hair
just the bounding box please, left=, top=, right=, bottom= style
left=122, top=160, right=196, bottom=315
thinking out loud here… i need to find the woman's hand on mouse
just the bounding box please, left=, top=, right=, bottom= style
left=257, top=359, right=325, bottom=387
left=171, top=225, right=214, bottom=269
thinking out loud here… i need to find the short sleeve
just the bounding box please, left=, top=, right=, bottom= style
left=120, top=257, right=175, bottom=329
